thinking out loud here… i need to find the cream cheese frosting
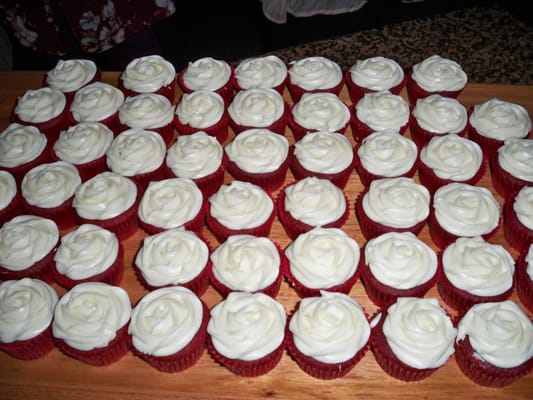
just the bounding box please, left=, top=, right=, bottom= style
left=383, top=297, right=457, bottom=369
left=433, top=183, right=500, bottom=236
left=283, top=177, right=346, bottom=226
left=46, top=59, right=97, bottom=93
left=129, top=286, right=204, bottom=356
left=349, top=56, right=404, bottom=91
left=0, top=278, right=58, bottom=343
left=225, top=128, right=289, bottom=173
left=469, top=98, right=531, bottom=140
left=285, top=227, right=360, bottom=289
left=14, top=87, right=66, bottom=123
left=0, top=171, right=17, bottom=209
left=456, top=300, right=533, bottom=368
left=442, top=236, right=515, bottom=296
left=411, top=55, right=467, bottom=92
left=52, top=282, right=131, bottom=351
left=412, top=94, right=468, bottom=134
left=211, top=234, right=280, bottom=292
left=355, top=90, right=410, bottom=132
left=53, top=224, right=119, bottom=280
left=138, top=178, right=203, bottom=229
left=235, top=55, right=287, bottom=89
left=207, top=291, right=286, bottom=361
left=365, top=232, right=437, bottom=289
left=289, top=291, right=370, bottom=363
left=135, top=228, right=209, bottom=287
left=0, top=215, right=59, bottom=271
left=0, top=123, right=47, bottom=168
left=228, top=88, right=285, bottom=127
left=118, top=93, right=175, bottom=129
left=497, top=138, right=533, bottom=182
left=362, top=177, right=430, bottom=228
left=70, top=82, right=124, bottom=122
left=175, top=90, right=224, bottom=128
left=182, top=57, right=231, bottom=91
left=53, top=122, right=113, bottom=164
left=288, top=56, right=342, bottom=90
left=121, top=55, right=176, bottom=92
left=292, top=92, right=350, bottom=132
left=513, top=186, right=533, bottom=230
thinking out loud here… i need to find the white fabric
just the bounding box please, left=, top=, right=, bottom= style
left=261, top=0, right=368, bottom=24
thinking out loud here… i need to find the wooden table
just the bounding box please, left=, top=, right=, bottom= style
left=0, top=71, right=532, bottom=400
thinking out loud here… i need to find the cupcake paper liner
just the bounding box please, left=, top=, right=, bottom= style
left=51, top=150, right=109, bottom=182
left=516, top=247, right=533, bottom=313
left=288, top=112, right=349, bottom=142
left=226, top=158, right=289, bottom=193
left=118, top=81, right=176, bottom=104
left=3, top=150, right=53, bottom=185
left=287, top=79, right=344, bottom=104
left=139, top=199, right=207, bottom=236
left=69, top=111, right=122, bottom=137
left=405, top=69, right=464, bottom=105
left=0, top=324, right=55, bottom=360
left=0, top=244, right=57, bottom=283
left=177, top=70, right=235, bottom=106
left=165, top=160, right=227, bottom=200
left=350, top=113, right=409, bottom=142
left=233, top=75, right=288, bottom=96
left=10, top=109, right=70, bottom=145
left=409, top=116, right=469, bottom=149
left=229, top=102, right=290, bottom=136
left=503, top=188, right=533, bottom=253
left=0, top=192, right=23, bottom=227
left=173, top=111, right=230, bottom=144
left=21, top=196, right=78, bottom=230
left=344, top=69, right=406, bottom=105
left=489, top=150, right=531, bottom=198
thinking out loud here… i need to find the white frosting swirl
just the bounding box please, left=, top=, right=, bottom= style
left=207, top=291, right=286, bottom=361
left=421, top=134, right=483, bottom=180
left=290, top=291, right=370, bottom=363
left=497, top=138, right=533, bottom=182
left=513, top=186, right=533, bottom=230
left=411, top=55, right=467, bottom=92
left=456, top=300, right=533, bottom=368
left=209, top=181, right=274, bottom=230
left=442, top=236, right=515, bottom=296
left=46, top=59, right=97, bottom=93
left=228, top=88, right=285, bottom=127
left=365, top=232, right=437, bottom=289
left=73, top=172, right=137, bottom=220
left=288, top=56, right=342, bottom=90
left=175, top=90, right=224, bottom=128
left=284, top=177, right=346, bottom=226
left=118, top=93, right=175, bottom=129
left=433, top=183, right=500, bottom=236
left=285, top=227, right=360, bottom=289
left=469, top=98, right=531, bottom=140
left=292, top=92, right=350, bottom=132
left=349, top=56, right=404, bottom=91
left=357, top=130, right=417, bottom=176
left=121, top=55, right=176, bottom=92
left=355, top=90, right=410, bottom=131
left=0, top=215, right=59, bottom=271
left=129, top=286, right=203, bottom=356
left=182, top=57, right=231, bottom=91
left=383, top=297, right=457, bottom=369
left=21, top=161, right=81, bottom=208
left=135, top=229, right=208, bottom=287
left=53, top=224, right=119, bottom=280
left=225, top=128, right=289, bottom=173
left=412, top=94, right=467, bottom=134
left=0, top=278, right=58, bottom=342
left=0, top=171, right=17, bottom=209
left=211, top=234, right=280, bottom=292
left=294, top=130, right=354, bottom=173
left=52, top=282, right=131, bottom=351
left=53, top=122, right=113, bottom=164
left=362, top=177, right=430, bottom=228
left=0, top=124, right=47, bottom=168
left=106, top=128, right=166, bottom=176
left=14, top=87, right=66, bottom=123
left=235, top=55, right=287, bottom=89
left=138, top=178, right=203, bottom=229
left=70, top=82, right=124, bottom=122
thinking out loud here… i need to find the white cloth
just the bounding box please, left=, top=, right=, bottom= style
left=260, top=0, right=368, bottom=24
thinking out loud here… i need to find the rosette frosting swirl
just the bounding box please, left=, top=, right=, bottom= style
left=53, top=122, right=113, bottom=164
left=118, top=93, right=175, bottom=129
left=228, top=88, right=285, bottom=127
left=288, top=56, right=342, bottom=90
left=497, top=138, right=533, bottom=182
left=349, top=56, right=404, bottom=91
left=70, top=82, right=124, bottom=122
left=411, top=55, right=467, bottom=92
left=292, top=92, right=350, bottom=132
left=235, top=55, right=287, bottom=89
left=412, top=94, right=467, bottom=134
left=121, top=55, right=176, bottom=92
left=182, top=57, right=231, bottom=91
left=469, top=98, right=531, bottom=140
left=175, top=90, right=224, bottom=128
left=0, top=124, right=47, bottom=168
left=355, top=90, right=409, bottom=131
left=294, top=130, right=354, bottom=173
left=14, top=87, right=66, bottom=123
left=46, top=59, right=97, bottom=93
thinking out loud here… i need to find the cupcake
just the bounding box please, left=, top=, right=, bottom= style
left=52, top=224, right=123, bottom=289
left=0, top=278, right=58, bottom=360
left=468, top=98, right=531, bottom=157
left=106, top=128, right=167, bottom=190
left=287, top=291, right=371, bottom=379
left=210, top=234, right=286, bottom=298
left=118, top=54, right=177, bottom=102
left=0, top=171, right=22, bottom=226
left=455, top=300, right=533, bottom=387
left=129, top=286, right=209, bottom=373
left=20, top=161, right=81, bottom=229
left=174, top=90, right=229, bottom=143
left=355, top=130, right=418, bottom=186
left=516, top=244, right=533, bottom=313
left=429, top=183, right=501, bottom=249
left=178, top=57, right=234, bottom=104
left=207, top=180, right=276, bottom=243
left=118, top=93, right=176, bottom=146
left=284, top=227, right=360, bottom=298
left=165, top=131, right=227, bottom=198
left=225, top=128, right=289, bottom=191
left=138, top=178, right=205, bottom=235
left=406, top=55, right=467, bottom=104
left=490, top=138, right=533, bottom=197
left=52, top=282, right=132, bottom=366
left=51, top=122, right=114, bottom=182
left=290, top=130, right=356, bottom=189
left=355, top=177, right=430, bottom=241
left=234, top=55, right=288, bottom=94
left=371, top=297, right=457, bottom=381
left=438, top=236, right=515, bottom=312
left=360, top=232, right=439, bottom=308
left=351, top=90, right=410, bottom=141
left=134, top=228, right=211, bottom=295
left=287, top=56, right=344, bottom=102
left=228, top=87, right=288, bottom=135
left=418, top=134, right=485, bottom=194
left=72, top=171, right=139, bottom=241
left=503, top=186, right=533, bottom=253
left=345, top=56, right=405, bottom=104
left=410, top=94, right=468, bottom=148
left=0, top=215, right=59, bottom=282
left=45, top=59, right=101, bottom=103
left=207, top=291, right=286, bottom=377
left=289, top=92, right=351, bottom=141
left=278, top=177, right=349, bottom=240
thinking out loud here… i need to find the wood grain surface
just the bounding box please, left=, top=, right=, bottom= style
left=0, top=71, right=532, bottom=400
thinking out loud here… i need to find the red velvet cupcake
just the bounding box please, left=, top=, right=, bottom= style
left=490, top=138, right=533, bottom=198
left=0, top=171, right=23, bottom=227
left=503, top=186, right=533, bottom=253
left=233, top=55, right=288, bottom=95
left=45, top=59, right=101, bottom=105
left=516, top=244, right=533, bottom=313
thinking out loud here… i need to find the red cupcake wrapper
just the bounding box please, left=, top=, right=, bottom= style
left=226, top=158, right=289, bottom=193
left=288, top=111, right=350, bottom=142
left=405, top=68, right=464, bottom=105
left=467, top=126, right=506, bottom=159
left=489, top=150, right=531, bottom=198
left=51, top=150, right=109, bottom=182
left=0, top=243, right=57, bottom=283
left=516, top=246, right=533, bottom=313
left=233, top=74, right=288, bottom=96
left=229, top=102, right=290, bottom=136
left=0, top=324, right=55, bottom=360
left=344, top=68, right=406, bottom=105
left=54, top=69, right=103, bottom=107
left=173, top=111, right=230, bottom=144
left=69, top=111, right=122, bottom=136
left=116, top=121, right=175, bottom=147
left=21, top=196, right=78, bottom=230
left=139, top=198, right=207, bottom=236
left=118, top=80, right=176, bottom=104
left=287, top=78, right=344, bottom=104
left=503, top=188, right=533, bottom=253
left=0, top=192, right=23, bottom=227
left=2, top=149, right=53, bottom=185
left=409, top=116, right=469, bottom=149
left=10, top=108, right=70, bottom=145
left=122, top=161, right=167, bottom=193
left=177, top=69, right=235, bottom=106
left=350, top=112, right=409, bottom=142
